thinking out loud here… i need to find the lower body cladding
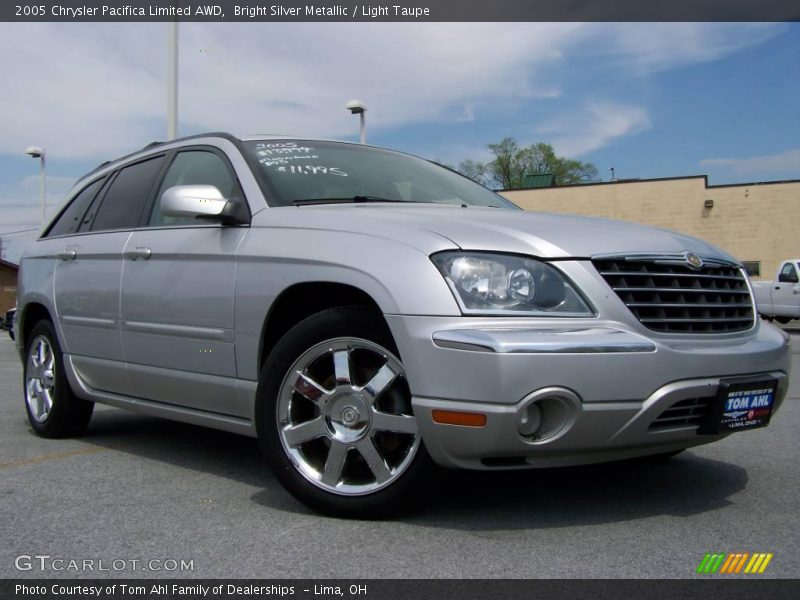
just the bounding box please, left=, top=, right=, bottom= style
left=385, top=316, right=791, bottom=470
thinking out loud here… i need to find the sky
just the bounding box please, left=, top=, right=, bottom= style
left=1, top=22, right=798, bottom=263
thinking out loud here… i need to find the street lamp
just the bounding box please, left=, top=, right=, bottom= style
left=24, top=146, right=46, bottom=227
left=346, top=100, right=367, bottom=144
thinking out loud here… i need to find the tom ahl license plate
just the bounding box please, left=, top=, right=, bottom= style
left=701, top=376, right=777, bottom=434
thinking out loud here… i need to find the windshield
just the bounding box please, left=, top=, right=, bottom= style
left=243, top=140, right=519, bottom=209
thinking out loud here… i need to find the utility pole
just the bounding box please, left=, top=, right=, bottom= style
left=167, top=20, right=178, bottom=140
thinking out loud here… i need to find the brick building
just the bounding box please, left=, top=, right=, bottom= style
left=501, top=176, right=800, bottom=281
left=0, top=258, right=19, bottom=313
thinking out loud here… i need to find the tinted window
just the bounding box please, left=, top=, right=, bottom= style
left=149, top=150, right=240, bottom=226
left=90, top=156, right=166, bottom=232
left=46, top=177, right=105, bottom=237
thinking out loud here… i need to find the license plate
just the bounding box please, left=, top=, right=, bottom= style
left=701, top=376, right=777, bottom=434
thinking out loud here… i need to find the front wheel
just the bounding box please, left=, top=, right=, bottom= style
left=257, top=307, right=433, bottom=518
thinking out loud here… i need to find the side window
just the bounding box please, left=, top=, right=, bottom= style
left=90, top=155, right=166, bottom=232
left=46, top=177, right=105, bottom=237
left=742, top=261, right=760, bottom=278
left=149, top=150, right=240, bottom=226
left=780, top=263, right=798, bottom=283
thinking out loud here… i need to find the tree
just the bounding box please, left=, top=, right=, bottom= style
left=456, top=159, right=489, bottom=187
left=458, top=138, right=599, bottom=189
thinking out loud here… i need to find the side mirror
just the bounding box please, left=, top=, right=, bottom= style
left=160, top=185, right=229, bottom=220
left=778, top=272, right=798, bottom=284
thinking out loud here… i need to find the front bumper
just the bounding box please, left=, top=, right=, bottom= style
left=385, top=316, right=791, bottom=469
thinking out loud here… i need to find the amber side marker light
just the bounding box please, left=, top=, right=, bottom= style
left=431, top=410, right=487, bottom=427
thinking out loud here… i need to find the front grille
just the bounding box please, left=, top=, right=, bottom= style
left=649, top=397, right=713, bottom=431
left=593, top=255, right=755, bottom=333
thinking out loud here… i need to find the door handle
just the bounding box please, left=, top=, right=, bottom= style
left=124, top=247, right=152, bottom=261
left=57, top=249, right=77, bottom=261
left=774, top=286, right=781, bottom=290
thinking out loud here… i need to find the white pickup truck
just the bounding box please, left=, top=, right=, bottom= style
left=752, top=259, right=800, bottom=323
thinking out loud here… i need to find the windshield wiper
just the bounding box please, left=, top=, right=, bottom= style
left=291, top=196, right=410, bottom=206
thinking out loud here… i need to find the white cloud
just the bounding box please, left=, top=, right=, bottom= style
left=0, top=22, right=581, bottom=160
left=0, top=21, right=788, bottom=261
left=700, top=149, right=800, bottom=175
left=0, top=23, right=165, bottom=159
left=585, top=23, right=784, bottom=74
left=537, top=102, right=651, bottom=157
left=0, top=22, right=782, bottom=162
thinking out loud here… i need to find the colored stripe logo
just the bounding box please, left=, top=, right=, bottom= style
left=696, top=552, right=773, bottom=574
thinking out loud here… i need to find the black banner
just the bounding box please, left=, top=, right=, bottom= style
left=2, top=0, right=799, bottom=22
left=2, top=580, right=800, bottom=600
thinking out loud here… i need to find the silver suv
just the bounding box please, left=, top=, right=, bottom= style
left=16, top=133, right=791, bottom=517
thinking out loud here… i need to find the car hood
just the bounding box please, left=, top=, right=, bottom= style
left=257, top=204, right=737, bottom=261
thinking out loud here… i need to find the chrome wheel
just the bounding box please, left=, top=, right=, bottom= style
left=277, top=337, right=420, bottom=496
left=25, top=335, right=56, bottom=423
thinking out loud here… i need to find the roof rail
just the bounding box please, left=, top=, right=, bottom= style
left=79, top=132, right=243, bottom=182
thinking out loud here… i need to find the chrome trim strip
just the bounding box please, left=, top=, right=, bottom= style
left=124, top=321, right=227, bottom=340
left=591, top=252, right=741, bottom=268
left=60, top=315, right=116, bottom=329
left=432, top=327, right=656, bottom=354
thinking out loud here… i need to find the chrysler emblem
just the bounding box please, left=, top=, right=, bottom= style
left=685, top=252, right=704, bottom=270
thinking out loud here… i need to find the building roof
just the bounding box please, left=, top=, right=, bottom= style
left=521, top=173, right=557, bottom=188
left=500, top=174, right=800, bottom=192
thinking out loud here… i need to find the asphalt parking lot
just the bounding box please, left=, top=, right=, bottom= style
left=1, top=330, right=798, bottom=579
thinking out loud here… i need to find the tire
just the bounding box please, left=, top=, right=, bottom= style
left=23, top=319, right=94, bottom=438
left=257, top=306, right=434, bottom=518
left=775, top=317, right=791, bottom=324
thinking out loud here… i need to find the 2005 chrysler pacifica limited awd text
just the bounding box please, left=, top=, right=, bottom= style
left=15, top=133, right=791, bottom=517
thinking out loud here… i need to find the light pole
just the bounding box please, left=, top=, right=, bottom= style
left=167, top=20, right=178, bottom=140
left=24, top=146, right=46, bottom=227
left=346, top=100, right=367, bottom=144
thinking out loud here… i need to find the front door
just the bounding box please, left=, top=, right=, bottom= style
left=118, top=148, right=250, bottom=417
left=773, top=261, right=800, bottom=317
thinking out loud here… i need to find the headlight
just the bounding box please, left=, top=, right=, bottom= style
left=431, top=252, right=593, bottom=316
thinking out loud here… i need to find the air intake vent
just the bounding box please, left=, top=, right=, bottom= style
left=649, top=397, right=713, bottom=431
left=593, top=255, right=755, bottom=334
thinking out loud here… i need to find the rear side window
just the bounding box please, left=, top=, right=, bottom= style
left=149, top=150, right=240, bottom=226
left=46, top=177, right=105, bottom=237
left=90, top=155, right=166, bottom=232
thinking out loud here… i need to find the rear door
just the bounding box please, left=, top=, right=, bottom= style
left=119, top=146, right=250, bottom=417
left=53, top=154, right=167, bottom=394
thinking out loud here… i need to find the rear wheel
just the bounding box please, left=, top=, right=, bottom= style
left=257, top=307, right=433, bottom=518
left=24, top=320, right=93, bottom=438
left=775, top=317, right=792, bottom=324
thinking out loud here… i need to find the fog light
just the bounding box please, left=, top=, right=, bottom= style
left=517, top=402, right=542, bottom=436
left=516, top=387, right=581, bottom=443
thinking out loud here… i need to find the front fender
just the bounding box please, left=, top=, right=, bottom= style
left=233, top=227, right=460, bottom=380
